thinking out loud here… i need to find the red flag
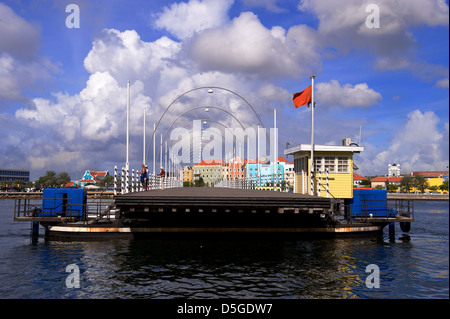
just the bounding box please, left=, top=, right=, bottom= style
left=292, top=85, right=312, bottom=108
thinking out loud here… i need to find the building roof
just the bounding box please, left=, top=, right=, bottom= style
left=195, top=159, right=227, bottom=166
left=278, top=156, right=288, bottom=163
left=371, top=176, right=403, bottom=182
left=354, top=174, right=368, bottom=181
left=411, top=171, right=448, bottom=178
left=90, top=171, right=108, bottom=178
left=75, top=179, right=98, bottom=184
left=284, top=143, right=364, bottom=155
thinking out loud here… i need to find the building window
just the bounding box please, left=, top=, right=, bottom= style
left=337, top=157, right=349, bottom=173
left=314, top=157, right=323, bottom=172
left=324, top=157, right=334, bottom=172
left=312, top=156, right=349, bottom=173
left=294, top=156, right=308, bottom=173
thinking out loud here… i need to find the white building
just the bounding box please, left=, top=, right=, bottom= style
left=388, top=163, right=401, bottom=177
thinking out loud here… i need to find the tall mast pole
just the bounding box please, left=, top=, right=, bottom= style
left=143, top=108, right=146, bottom=165
left=310, top=75, right=315, bottom=196
left=126, top=81, right=130, bottom=172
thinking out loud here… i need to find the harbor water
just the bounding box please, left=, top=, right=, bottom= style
left=0, top=199, right=448, bottom=299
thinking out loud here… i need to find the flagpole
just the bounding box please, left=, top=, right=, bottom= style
left=153, top=123, right=156, bottom=175
left=310, top=75, right=315, bottom=196
left=257, top=123, right=260, bottom=189
left=143, top=108, right=146, bottom=165
left=273, top=108, right=277, bottom=192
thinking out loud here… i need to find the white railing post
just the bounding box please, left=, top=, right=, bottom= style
left=114, top=166, right=117, bottom=196
left=121, top=167, right=125, bottom=194
left=318, top=170, right=321, bottom=197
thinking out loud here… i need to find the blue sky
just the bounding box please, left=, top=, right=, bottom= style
left=0, top=0, right=448, bottom=181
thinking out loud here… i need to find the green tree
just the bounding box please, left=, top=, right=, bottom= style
left=400, top=175, right=414, bottom=193
left=413, top=174, right=429, bottom=193
left=35, top=171, right=57, bottom=188
left=360, top=178, right=371, bottom=186
left=57, top=172, right=71, bottom=187
left=35, top=170, right=63, bottom=188
left=102, top=174, right=114, bottom=187
left=439, top=180, right=448, bottom=192
left=389, top=184, right=399, bottom=192
left=194, top=177, right=205, bottom=187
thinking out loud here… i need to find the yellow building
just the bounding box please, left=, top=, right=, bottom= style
left=285, top=143, right=364, bottom=199
left=426, top=177, right=446, bottom=193
left=181, top=167, right=193, bottom=184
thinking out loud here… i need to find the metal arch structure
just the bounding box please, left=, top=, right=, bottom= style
left=167, top=119, right=244, bottom=149
left=145, top=86, right=269, bottom=163
left=156, top=105, right=248, bottom=166
left=165, top=119, right=241, bottom=166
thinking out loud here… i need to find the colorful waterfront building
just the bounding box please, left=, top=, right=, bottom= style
left=193, top=160, right=227, bottom=185
left=354, top=173, right=369, bottom=187
left=181, top=166, right=193, bottom=185
left=370, top=176, right=403, bottom=190
left=411, top=170, right=448, bottom=179
left=245, top=158, right=284, bottom=187
left=284, top=142, right=364, bottom=198
left=284, top=160, right=295, bottom=190
left=70, top=170, right=110, bottom=187
left=225, top=157, right=247, bottom=180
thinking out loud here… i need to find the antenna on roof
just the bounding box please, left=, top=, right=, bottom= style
left=281, top=142, right=293, bottom=159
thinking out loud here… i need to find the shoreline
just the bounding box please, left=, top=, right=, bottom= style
left=0, top=191, right=447, bottom=201
left=387, top=193, right=449, bottom=201
left=0, top=191, right=114, bottom=200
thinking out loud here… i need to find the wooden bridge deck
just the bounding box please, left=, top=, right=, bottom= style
left=113, top=187, right=333, bottom=211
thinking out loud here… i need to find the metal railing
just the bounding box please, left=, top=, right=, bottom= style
left=14, top=197, right=115, bottom=222
left=347, top=199, right=414, bottom=223
left=114, top=166, right=183, bottom=194
left=14, top=197, right=82, bottom=219
left=214, top=173, right=291, bottom=191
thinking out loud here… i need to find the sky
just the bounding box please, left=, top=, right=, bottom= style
left=0, top=0, right=448, bottom=181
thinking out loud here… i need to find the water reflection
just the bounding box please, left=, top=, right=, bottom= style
left=1, top=199, right=448, bottom=299
left=39, top=236, right=393, bottom=299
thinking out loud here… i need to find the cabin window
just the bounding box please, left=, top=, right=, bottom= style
left=294, top=156, right=308, bottom=173
left=337, top=157, right=349, bottom=173
left=313, top=156, right=349, bottom=173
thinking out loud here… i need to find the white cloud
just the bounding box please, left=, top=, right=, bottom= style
left=0, top=3, right=40, bottom=60
left=154, top=0, right=233, bottom=40
left=0, top=3, right=56, bottom=103
left=16, top=71, right=152, bottom=143
left=4, top=1, right=447, bottom=180
left=436, top=78, right=449, bottom=88
left=84, top=29, right=181, bottom=87
left=316, top=80, right=382, bottom=108
left=187, top=12, right=321, bottom=78
left=299, top=0, right=449, bottom=73
left=241, top=0, right=286, bottom=13
left=359, top=110, right=449, bottom=175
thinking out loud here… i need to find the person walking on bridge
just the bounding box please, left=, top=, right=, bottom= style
left=138, top=164, right=148, bottom=191
left=160, top=167, right=165, bottom=190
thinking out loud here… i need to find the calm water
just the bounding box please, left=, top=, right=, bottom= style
left=0, top=199, right=448, bottom=299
